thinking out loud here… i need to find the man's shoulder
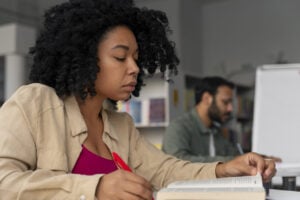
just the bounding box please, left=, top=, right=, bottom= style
left=175, top=109, right=197, bottom=121
left=168, top=109, right=198, bottom=128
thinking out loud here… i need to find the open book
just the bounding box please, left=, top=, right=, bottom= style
left=156, top=173, right=265, bottom=200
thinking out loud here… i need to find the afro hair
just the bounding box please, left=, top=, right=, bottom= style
left=29, top=0, right=179, bottom=101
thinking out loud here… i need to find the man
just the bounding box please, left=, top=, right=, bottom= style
left=162, top=76, right=241, bottom=162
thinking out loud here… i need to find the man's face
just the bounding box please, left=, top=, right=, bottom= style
left=208, top=85, right=233, bottom=124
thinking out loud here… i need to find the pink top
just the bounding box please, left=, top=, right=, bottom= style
left=72, top=145, right=118, bottom=175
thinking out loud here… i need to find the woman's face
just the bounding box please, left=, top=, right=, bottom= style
left=95, top=25, right=139, bottom=101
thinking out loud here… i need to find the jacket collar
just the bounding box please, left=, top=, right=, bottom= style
left=64, top=96, right=87, bottom=137
left=101, top=108, right=119, bottom=141
left=64, top=96, right=119, bottom=141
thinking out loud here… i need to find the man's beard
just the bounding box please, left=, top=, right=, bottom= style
left=208, top=100, right=232, bottom=124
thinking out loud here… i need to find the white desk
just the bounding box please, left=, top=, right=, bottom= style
left=267, top=189, right=300, bottom=200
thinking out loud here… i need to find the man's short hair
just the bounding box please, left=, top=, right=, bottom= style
left=194, top=76, right=235, bottom=104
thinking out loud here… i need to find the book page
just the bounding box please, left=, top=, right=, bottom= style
left=167, top=173, right=262, bottom=189
left=160, top=187, right=263, bottom=193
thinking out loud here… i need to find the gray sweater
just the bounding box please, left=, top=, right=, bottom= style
left=162, top=108, right=239, bottom=162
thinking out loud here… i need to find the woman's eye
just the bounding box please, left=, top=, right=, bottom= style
left=115, top=57, right=126, bottom=61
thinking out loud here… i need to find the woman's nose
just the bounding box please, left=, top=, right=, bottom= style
left=129, top=60, right=140, bottom=76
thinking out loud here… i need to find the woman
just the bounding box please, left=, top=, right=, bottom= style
left=0, top=0, right=275, bottom=199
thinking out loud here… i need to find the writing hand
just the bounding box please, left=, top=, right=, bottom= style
left=96, top=170, right=153, bottom=200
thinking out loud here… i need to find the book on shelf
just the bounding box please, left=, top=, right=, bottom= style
left=156, top=173, right=265, bottom=200
left=236, top=95, right=253, bottom=120
left=117, top=99, right=142, bottom=124
left=149, top=98, right=165, bottom=124
left=117, top=97, right=166, bottom=126
left=117, top=99, right=149, bottom=125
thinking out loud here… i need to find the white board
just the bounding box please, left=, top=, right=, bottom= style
left=252, top=64, right=300, bottom=163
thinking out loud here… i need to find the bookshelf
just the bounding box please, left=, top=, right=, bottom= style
left=117, top=96, right=168, bottom=128
left=118, top=74, right=171, bottom=148
left=231, top=84, right=254, bottom=152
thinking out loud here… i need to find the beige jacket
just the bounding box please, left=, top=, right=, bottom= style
left=0, top=83, right=218, bottom=200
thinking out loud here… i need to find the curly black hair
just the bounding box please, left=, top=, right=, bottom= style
left=29, top=0, right=179, bottom=101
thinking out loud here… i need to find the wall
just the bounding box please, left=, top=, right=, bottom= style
left=200, top=0, right=300, bottom=85
left=0, top=0, right=39, bottom=26
left=2, top=0, right=300, bottom=86
left=181, top=0, right=204, bottom=77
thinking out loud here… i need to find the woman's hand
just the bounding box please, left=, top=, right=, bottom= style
left=96, top=169, right=153, bottom=200
left=216, top=152, right=276, bottom=182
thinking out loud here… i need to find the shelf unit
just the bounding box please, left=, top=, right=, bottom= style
left=117, top=73, right=171, bottom=148
left=231, top=84, right=254, bottom=152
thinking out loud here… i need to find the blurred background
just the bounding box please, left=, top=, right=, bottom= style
left=1, top=0, right=300, bottom=150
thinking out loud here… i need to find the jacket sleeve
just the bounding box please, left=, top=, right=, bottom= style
left=0, top=95, right=101, bottom=200
left=124, top=115, right=218, bottom=190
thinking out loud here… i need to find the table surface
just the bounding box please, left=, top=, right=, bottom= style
left=267, top=189, right=300, bottom=200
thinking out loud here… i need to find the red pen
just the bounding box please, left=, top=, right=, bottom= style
left=112, top=152, right=154, bottom=200
left=112, top=152, right=132, bottom=172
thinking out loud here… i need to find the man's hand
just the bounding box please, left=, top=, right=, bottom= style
left=215, top=152, right=276, bottom=182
